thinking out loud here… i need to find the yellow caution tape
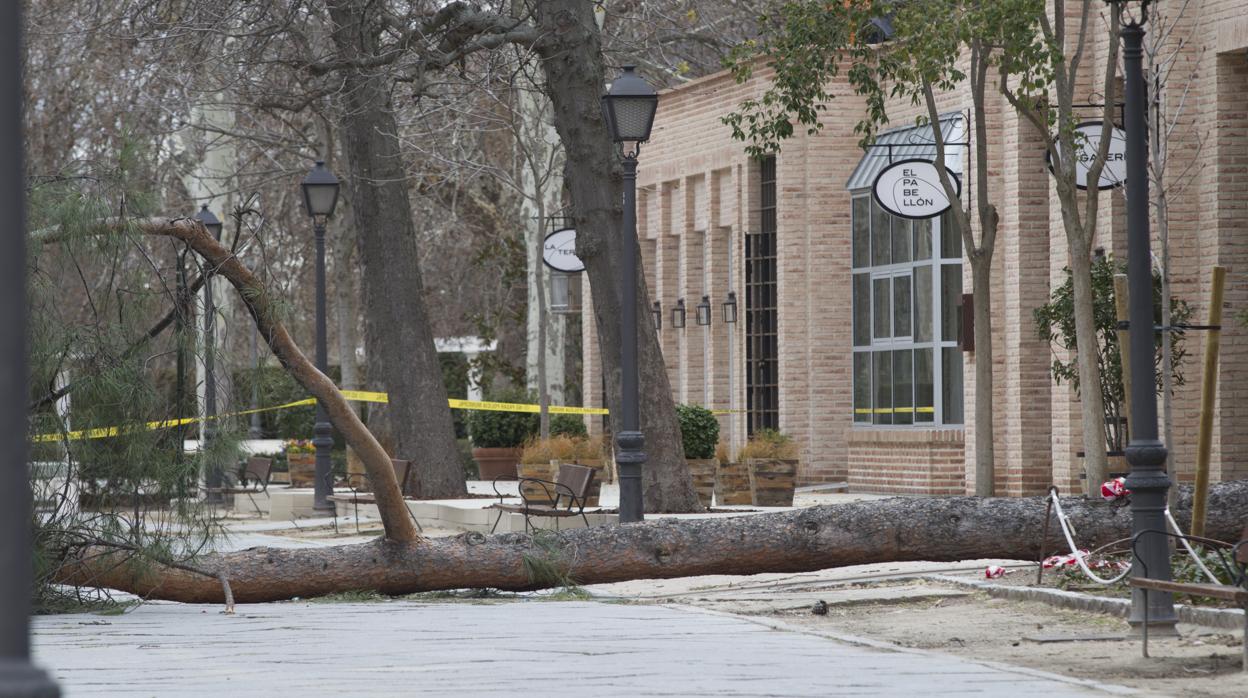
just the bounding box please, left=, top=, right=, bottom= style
left=33, top=391, right=610, bottom=442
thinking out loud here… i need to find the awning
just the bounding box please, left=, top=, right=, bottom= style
left=844, top=112, right=965, bottom=191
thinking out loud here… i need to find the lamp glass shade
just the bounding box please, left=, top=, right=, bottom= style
left=301, top=160, right=340, bottom=218
left=194, top=205, right=223, bottom=241
left=672, top=299, right=686, bottom=329
left=601, top=66, right=658, bottom=143
left=651, top=301, right=662, bottom=331
left=722, top=291, right=738, bottom=324
left=696, top=295, right=712, bottom=326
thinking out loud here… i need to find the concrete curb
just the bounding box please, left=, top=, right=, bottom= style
left=923, top=573, right=1246, bottom=631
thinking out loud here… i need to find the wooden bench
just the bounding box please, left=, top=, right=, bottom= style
left=328, top=459, right=422, bottom=533
left=203, top=457, right=273, bottom=516
left=489, top=463, right=597, bottom=534
left=1128, top=525, right=1248, bottom=672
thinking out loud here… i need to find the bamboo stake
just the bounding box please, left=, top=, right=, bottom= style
left=1113, top=274, right=1132, bottom=445
left=1192, top=266, right=1226, bottom=539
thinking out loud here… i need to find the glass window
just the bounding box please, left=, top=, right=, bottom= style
left=915, top=348, right=934, bottom=423
left=893, top=274, right=912, bottom=339
left=871, top=199, right=891, bottom=266
left=850, top=194, right=962, bottom=428
left=853, top=273, right=870, bottom=347
left=942, top=347, right=964, bottom=424
left=939, top=211, right=961, bottom=259
left=892, top=216, right=911, bottom=264
left=893, top=350, right=913, bottom=425
left=873, top=351, right=892, bottom=425
left=914, top=218, right=933, bottom=260
left=941, top=264, right=962, bottom=343
left=873, top=277, right=891, bottom=340
left=854, top=353, right=871, bottom=423
left=914, top=265, right=932, bottom=342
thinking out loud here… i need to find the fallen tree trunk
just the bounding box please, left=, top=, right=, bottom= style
left=57, top=480, right=1248, bottom=604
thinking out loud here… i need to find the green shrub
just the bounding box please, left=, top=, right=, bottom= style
left=550, top=413, right=588, bottom=438
left=676, top=404, right=719, bottom=459
left=465, top=388, right=538, bottom=448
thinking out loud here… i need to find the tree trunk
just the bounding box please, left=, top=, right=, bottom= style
left=55, top=480, right=1248, bottom=604
left=1068, top=247, right=1109, bottom=495
left=971, top=259, right=995, bottom=496
left=533, top=0, right=700, bottom=513
left=326, top=0, right=466, bottom=499
left=130, top=218, right=418, bottom=542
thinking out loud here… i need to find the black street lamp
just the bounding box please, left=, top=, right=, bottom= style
left=602, top=65, right=658, bottom=524
left=671, top=298, right=686, bottom=329
left=651, top=301, right=662, bottom=331
left=722, top=291, right=738, bottom=324
left=0, top=2, right=60, bottom=693
left=194, top=205, right=225, bottom=503
left=301, top=161, right=341, bottom=513
left=1106, top=0, right=1177, bottom=633
left=696, top=295, right=712, bottom=326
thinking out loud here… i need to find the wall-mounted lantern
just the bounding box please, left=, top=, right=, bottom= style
left=722, top=291, right=738, bottom=324
left=696, top=295, right=712, bottom=326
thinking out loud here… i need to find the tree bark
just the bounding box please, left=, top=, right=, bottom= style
left=533, top=0, right=700, bottom=513
left=971, top=260, right=995, bottom=495
left=326, top=0, right=466, bottom=499
left=1068, top=245, right=1109, bottom=494
left=55, top=480, right=1248, bottom=604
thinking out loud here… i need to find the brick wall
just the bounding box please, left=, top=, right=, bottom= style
left=847, top=429, right=966, bottom=496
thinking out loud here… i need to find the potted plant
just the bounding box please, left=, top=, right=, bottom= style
left=677, top=404, right=719, bottom=508
left=466, top=396, right=538, bottom=481
left=741, top=429, right=800, bottom=507
left=284, top=438, right=316, bottom=488
left=714, top=439, right=751, bottom=506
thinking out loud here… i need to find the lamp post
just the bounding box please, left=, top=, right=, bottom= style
left=301, top=161, right=341, bottom=513
left=194, top=205, right=224, bottom=503
left=0, top=2, right=60, bottom=693
left=601, top=66, right=658, bottom=524
left=1107, top=0, right=1177, bottom=633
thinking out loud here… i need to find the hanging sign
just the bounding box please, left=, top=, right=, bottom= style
left=1047, top=121, right=1127, bottom=190
left=871, top=159, right=960, bottom=220
left=542, top=228, right=585, bottom=273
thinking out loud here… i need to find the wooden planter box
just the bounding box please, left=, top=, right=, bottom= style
left=287, top=453, right=316, bottom=488
left=474, top=447, right=522, bottom=481
left=748, top=459, right=798, bottom=507
left=714, top=461, right=752, bottom=506
left=686, top=458, right=717, bottom=508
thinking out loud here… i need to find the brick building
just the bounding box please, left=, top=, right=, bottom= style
left=582, top=3, right=1248, bottom=496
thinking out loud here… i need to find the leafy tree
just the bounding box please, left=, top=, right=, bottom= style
left=1035, top=255, right=1191, bottom=453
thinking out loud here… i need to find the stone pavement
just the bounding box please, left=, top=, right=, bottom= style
left=32, top=599, right=1136, bottom=697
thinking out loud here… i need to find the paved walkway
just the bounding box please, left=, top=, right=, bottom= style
left=32, top=600, right=1133, bottom=697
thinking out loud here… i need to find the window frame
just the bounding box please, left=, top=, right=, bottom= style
left=851, top=192, right=962, bottom=428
